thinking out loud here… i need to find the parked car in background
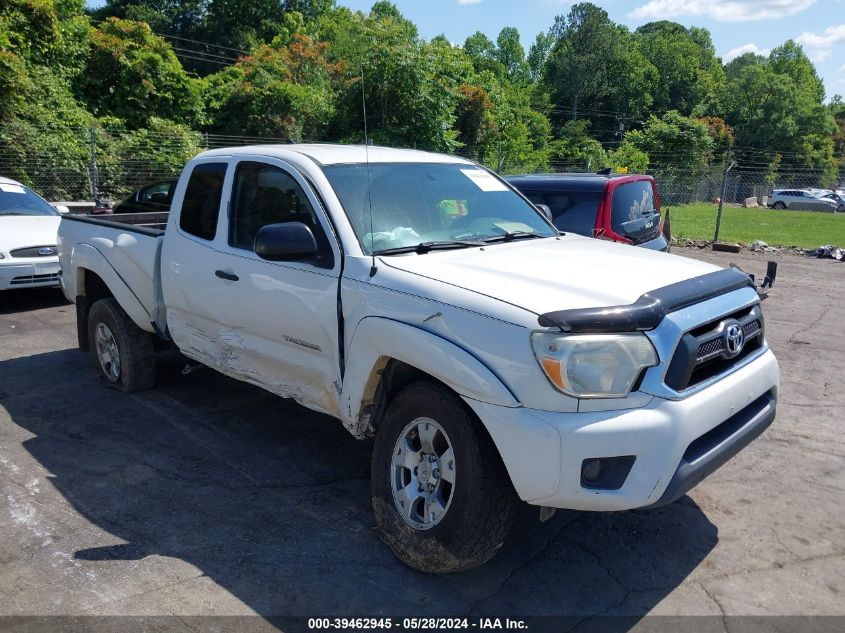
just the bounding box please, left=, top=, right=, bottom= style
left=768, top=189, right=838, bottom=212
left=112, top=179, right=176, bottom=214
left=0, top=177, right=62, bottom=290
left=819, top=191, right=845, bottom=213
left=506, top=173, right=669, bottom=251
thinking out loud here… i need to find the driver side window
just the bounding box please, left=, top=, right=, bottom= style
left=229, top=162, right=321, bottom=251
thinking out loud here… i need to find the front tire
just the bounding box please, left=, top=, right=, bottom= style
left=371, top=381, right=516, bottom=573
left=88, top=298, right=156, bottom=392
left=772, top=201, right=786, bottom=209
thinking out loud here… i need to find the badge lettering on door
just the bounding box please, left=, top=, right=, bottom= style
left=283, top=335, right=322, bottom=352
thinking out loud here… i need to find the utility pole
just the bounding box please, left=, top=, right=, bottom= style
left=714, top=150, right=736, bottom=243
left=497, top=138, right=504, bottom=172
left=88, top=126, right=99, bottom=202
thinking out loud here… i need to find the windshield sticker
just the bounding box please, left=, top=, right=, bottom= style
left=493, top=221, right=535, bottom=233
left=0, top=184, right=26, bottom=194
left=460, top=169, right=509, bottom=192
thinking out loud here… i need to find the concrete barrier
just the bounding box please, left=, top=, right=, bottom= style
left=743, top=196, right=759, bottom=208
left=52, top=201, right=95, bottom=213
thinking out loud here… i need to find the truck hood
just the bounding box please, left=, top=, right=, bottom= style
left=0, top=216, right=61, bottom=253
left=379, top=234, right=721, bottom=317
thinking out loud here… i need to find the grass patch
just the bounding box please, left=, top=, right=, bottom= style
left=668, top=203, right=845, bottom=250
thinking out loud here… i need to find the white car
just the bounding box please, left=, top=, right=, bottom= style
left=57, top=145, right=780, bottom=572
left=769, top=188, right=838, bottom=212
left=0, top=177, right=63, bottom=290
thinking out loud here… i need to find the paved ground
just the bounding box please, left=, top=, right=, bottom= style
left=0, top=248, right=843, bottom=628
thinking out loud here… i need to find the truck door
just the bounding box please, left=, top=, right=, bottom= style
left=211, top=158, right=342, bottom=417
left=161, top=159, right=233, bottom=365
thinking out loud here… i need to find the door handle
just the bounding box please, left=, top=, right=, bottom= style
left=214, top=270, right=239, bottom=281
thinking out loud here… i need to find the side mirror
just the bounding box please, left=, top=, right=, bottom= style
left=535, top=203, right=553, bottom=222
left=53, top=204, right=70, bottom=214
left=255, top=222, right=318, bottom=262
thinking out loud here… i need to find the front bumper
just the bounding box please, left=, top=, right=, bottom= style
left=0, top=260, right=61, bottom=290
left=464, top=348, right=779, bottom=511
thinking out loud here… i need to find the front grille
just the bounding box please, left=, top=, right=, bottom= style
left=665, top=304, right=765, bottom=391
left=10, top=273, right=60, bottom=285
left=10, top=245, right=57, bottom=258
left=696, top=319, right=762, bottom=362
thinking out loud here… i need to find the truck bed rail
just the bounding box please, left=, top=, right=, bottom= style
left=63, top=212, right=168, bottom=236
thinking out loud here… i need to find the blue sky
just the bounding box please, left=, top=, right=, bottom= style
left=337, top=0, right=845, bottom=101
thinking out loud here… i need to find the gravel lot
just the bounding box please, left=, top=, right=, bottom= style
left=0, top=248, right=843, bottom=628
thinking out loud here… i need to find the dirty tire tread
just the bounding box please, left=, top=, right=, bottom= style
left=371, top=381, right=516, bottom=573
left=88, top=298, right=156, bottom=393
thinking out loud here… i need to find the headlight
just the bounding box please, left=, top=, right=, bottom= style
left=531, top=331, right=658, bottom=398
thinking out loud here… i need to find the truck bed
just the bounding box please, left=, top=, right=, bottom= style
left=58, top=212, right=167, bottom=334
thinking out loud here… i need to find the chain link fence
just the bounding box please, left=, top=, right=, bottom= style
left=0, top=124, right=292, bottom=202
left=1, top=125, right=842, bottom=212
left=546, top=159, right=844, bottom=207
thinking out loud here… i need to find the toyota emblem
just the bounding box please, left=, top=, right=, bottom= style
left=724, top=321, right=745, bottom=357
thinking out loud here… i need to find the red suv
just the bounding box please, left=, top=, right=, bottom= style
left=506, top=172, right=669, bottom=251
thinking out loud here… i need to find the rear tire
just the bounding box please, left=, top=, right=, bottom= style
left=371, top=381, right=516, bottom=573
left=88, top=298, right=156, bottom=392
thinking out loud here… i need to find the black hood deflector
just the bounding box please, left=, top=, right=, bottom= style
left=537, top=268, right=754, bottom=332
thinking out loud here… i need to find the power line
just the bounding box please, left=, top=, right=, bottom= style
left=151, top=32, right=250, bottom=56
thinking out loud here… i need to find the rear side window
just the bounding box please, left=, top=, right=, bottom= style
left=533, top=191, right=601, bottom=236
left=610, top=181, right=656, bottom=234
left=179, top=163, right=227, bottom=240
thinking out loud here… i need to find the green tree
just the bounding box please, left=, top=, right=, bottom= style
left=547, top=120, right=606, bottom=170
left=91, top=1, right=207, bottom=39
left=495, top=27, right=529, bottom=82
left=205, top=34, right=339, bottom=139
left=463, top=31, right=503, bottom=76
left=527, top=30, right=553, bottom=81
left=454, top=84, right=494, bottom=158
left=94, top=116, right=203, bottom=198
left=606, top=143, right=649, bottom=172
left=633, top=21, right=723, bottom=115
left=1, top=0, right=90, bottom=77
left=718, top=43, right=836, bottom=176
left=76, top=18, right=204, bottom=127
left=315, top=4, right=468, bottom=151
left=478, top=77, right=551, bottom=172
left=0, top=0, right=93, bottom=198
left=698, top=116, right=734, bottom=153
left=829, top=96, right=845, bottom=163
left=544, top=3, right=624, bottom=121
left=624, top=111, right=713, bottom=167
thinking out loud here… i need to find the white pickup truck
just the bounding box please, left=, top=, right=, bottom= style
left=58, top=145, right=779, bottom=572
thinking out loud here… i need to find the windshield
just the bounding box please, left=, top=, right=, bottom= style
left=0, top=183, right=59, bottom=217
left=322, top=163, right=556, bottom=254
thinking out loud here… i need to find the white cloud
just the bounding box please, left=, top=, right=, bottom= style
left=457, top=0, right=482, bottom=4
left=723, top=43, right=771, bottom=61
left=796, top=24, right=845, bottom=48
left=809, top=49, right=832, bottom=62
left=796, top=24, right=845, bottom=64
left=630, top=0, right=815, bottom=22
